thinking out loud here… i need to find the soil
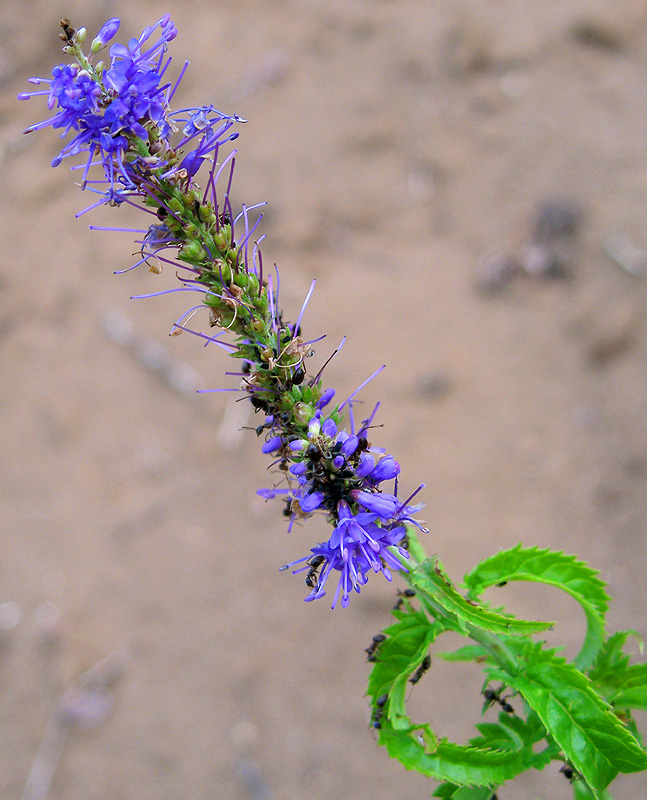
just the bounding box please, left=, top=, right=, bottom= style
left=2, top=1, right=647, bottom=799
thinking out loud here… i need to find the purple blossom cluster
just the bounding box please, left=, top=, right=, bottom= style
left=20, top=15, right=427, bottom=609
left=263, top=406, right=426, bottom=608
left=19, top=15, right=241, bottom=202
left=20, top=17, right=176, bottom=174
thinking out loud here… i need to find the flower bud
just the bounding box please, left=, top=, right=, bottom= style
left=321, top=418, right=337, bottom=437
left=247, top=274, right=260, bottom=295
left=262, top=435, right=283, bottom=454
left=179, top=241, right=206, bottom=263
left=294, top=403, right=315, bottom=424
left=351, top=490, right=397, bottom=518
left=316, top=388, right=335, bottom=409
left=91, top=18, right=120, bottom=52
left=370, top=455, right=400, bottom=482
left=301, top=491, right=324, bottom=512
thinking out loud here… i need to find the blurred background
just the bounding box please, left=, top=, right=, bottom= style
left=2, top=0, right=647, bottom=798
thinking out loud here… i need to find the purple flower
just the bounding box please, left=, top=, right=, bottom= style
left=369, top=455, right=400, bottom=483
left=262, top=435, right=283, bottom=454
left=300, top=491, right=325, bottom=513
left=24, top=15, right=427, bottom=610
left=261, top=399, right=425, bottom=607
left=93, top=18, right=121, bottom=49
left=351, top=490, right=398, bottom=519
left=283, top=501, right=409, bottom=608
left=316, top=388, right=335, bottom=409
left=20, top=16, right=182, bottom=189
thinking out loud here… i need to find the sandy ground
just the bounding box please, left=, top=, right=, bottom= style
left=2, top=1, right=647, bottom=798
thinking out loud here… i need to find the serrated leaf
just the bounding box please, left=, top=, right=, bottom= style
left=589, top=631, right=647, bottom=711
left=431, top=784, right=499, bottom=800
left=463, top=545, right=609, bottom=669
left=573, top=781, right=615, bottom=800
left=410, top=557, right=554, bottom=637
left=367, top=610, right=439, bottom=698
left=589, top=630, right=642, bottom=677
left=431, top=783, right=493, bottom=800
left=436, top=645, right=491, bottom=663
left=431, top=782, right=460, bottom=799
left=380, top=721, right=530, bottom=787
left=600, top=666, right=647, bottom=711
left=367, top=609, right=443, bottom=730
left=497, top=643, right=647, bottom=794
left=452, top=787, right=496, bottom=800
left=470, top=722, right=518, bottom=751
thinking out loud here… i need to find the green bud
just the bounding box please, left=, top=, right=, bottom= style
left=247, top=274, right=260, bottom=295
left=221, top=263, right=232, bottom=285
left=293, top=402, right=315, bottom=424
left=76, top=27, right=87, bottom=45
left=257, top=293, right=269, bottom=314
left=290, top=386, right=303, bottom=402
left=168, top=197, right=184, bottom=215
left=198, top=204, right=214, bottom=224
left=234, top=272, right=248, bottom=288
left=179, top=241, right=206, bottom=263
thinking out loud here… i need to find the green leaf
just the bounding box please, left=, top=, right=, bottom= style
left=495, top=643, right=647, bottom=794
left=367, top=609, right=443, bottom=730
left=452, top=787, right=497, bottom=800
left=573, top=781, right=615, bottom=800
left=497, top=712, right=560, bottom=770
left=609, top=675, right=647, bottom=711
left=410, top=557, right=554, bottom=637
left=432, top=785, right=498, bottom=800
left=431, top=782, right=460, bottom=799
left=436, top=645, right=491, bottom=663
left=589, top=631, right=647, bottom=711
left=469, top=722, right=518, bottom=751
left=596, top=665, right=647, bottom=711
left=380, top=720, right=531, bottom=787
left=589, top=630, right=642, bottom=676
left=463, top=545, right=609, bottom=669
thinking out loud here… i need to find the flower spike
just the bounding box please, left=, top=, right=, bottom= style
left=22, top=15, right=426, bottom=607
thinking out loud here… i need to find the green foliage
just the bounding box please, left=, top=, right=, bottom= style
left=432, top=786, right=495, bottom=800
left=410, top=556, right=554, bottom=637
left=464, top=545, right=610, bottom=669
left=489, top=642, right=647, bottom=792
left=436, top=645, right=490, bottom=662
left=379, top=721, right=532, bottom=787
left=367, top=546, right=647, bottom=798
left=589, top=631, right=647, bottom=711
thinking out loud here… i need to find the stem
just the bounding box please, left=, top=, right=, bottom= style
left=464, top=625, right=518, bottom=675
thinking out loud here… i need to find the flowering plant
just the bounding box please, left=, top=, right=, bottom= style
left=21, top=16, right=647, bottom=798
